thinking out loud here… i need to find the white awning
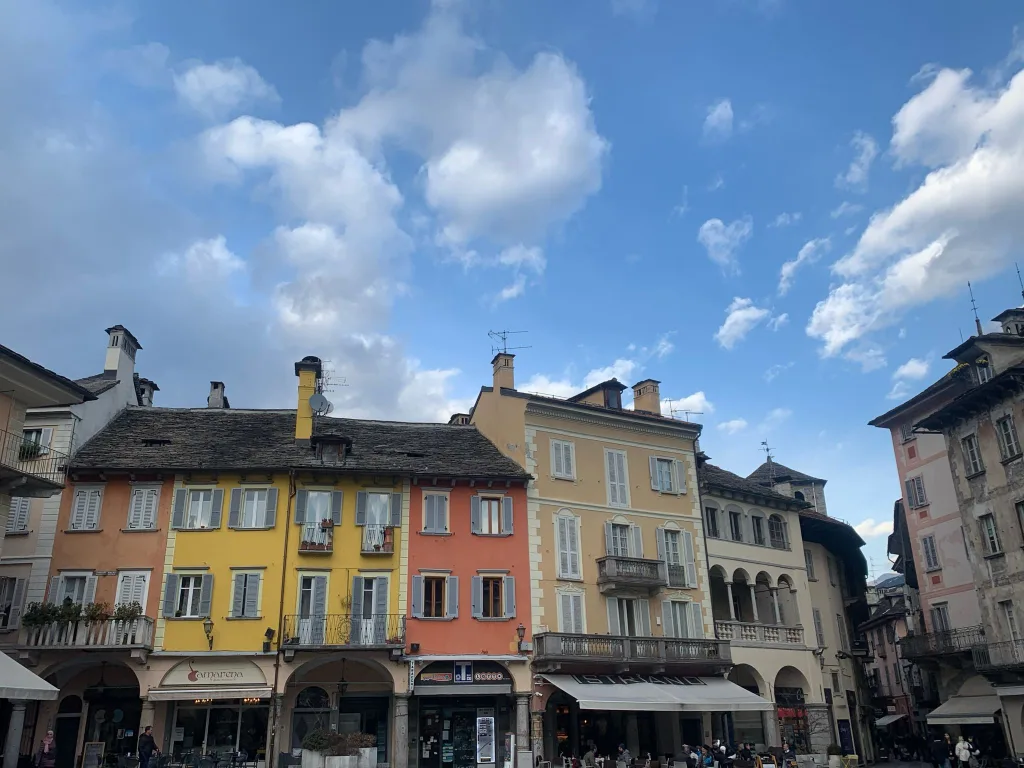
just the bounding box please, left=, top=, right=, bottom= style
left=542, top=674, right=773, bottom=712
left=0, top=651, right=58, bottom=700
left=927, top=695, right=1001, bottom=726
left=875, top=714, right=906, bottom=727
left=147, top=686, right=272, bottom=702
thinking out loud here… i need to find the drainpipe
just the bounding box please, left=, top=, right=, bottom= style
left=267, top=469, right=296, bottom=766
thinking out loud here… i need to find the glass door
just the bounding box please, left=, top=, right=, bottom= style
left=298, top=577, right=326, bottom=644
left=359, top=578, right=386, bottom=645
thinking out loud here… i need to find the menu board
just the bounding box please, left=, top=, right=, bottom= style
left=476, top=717, right=495, bottom=764
left=82, top=742, right=105, bottom=768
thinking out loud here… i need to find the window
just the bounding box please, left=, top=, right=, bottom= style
left=424, top=577, right=445, bottom=618
left=300, top=490, right=337, bottom=525
left=658, top=528, right=696, bottom=588
left=922, top=535, right=940, bottom=570
left=473, top=575, right=515, bottom=619
left=162, top=573, right=212, bottom=619
left=905, top=475, right=928, bottom=508
left=831, top=672, right=841, bottom=694
left=70, top=487, right=103, bottom=531
left=662, top=600, right=704, bottom=639
left=980, top=514, right=1002, bottom=555
left=231, top=572, right=262, bottom=618
left=769, top=515, right=787, bottom=549
left=608, top=523, right=631, bottom=557
left=998, top=416, right=1022, bottom=460
left=827, top=556, right=837, bottom=586
left=900, top=423, right=915, bottom=443
left=813, top=609, right=825, bottom=647
left=751, top=516, right=765, bottom=546
left=174, top=488, right=225, bottom=530
left=115, top=571, right=149, bottom=610
left=704, top=507, right=720, bottom=538
left=650, top=457, right=683, bottom=494
left=1002, top=600, right=1020, bottom=642
left=930, top=603, right=951, bottom=633
left=51, top=573, right=96, bottom=606
left=240, top=489, right=270, bottom=528
left=412, top=575, right=458, bottom=619
left=962, top=434, right=984, bottom=475
left=728, top=510, right=743, bottom=542
left=472, top=496, right=511, bottom=536
left=607, top=596, right=650, bottom=637
left=21, top=427, right=52, bottom=457
left=836, top=613, right=849, bottom=651
left=556, top=514, right=581, bottom=579
left=482, top=577, right=501, bottom=617
left=551, top=440, right=575, bottom=480
left=884, top=666, right=892, bottom=694
left=423, top=493, right=449, bottom=533
left=558, top=592, right=585, bottom=634
left=605, top=449, right=629, bottom=507
left=804, top=549, right=816, bottom=580
left=0, top=577, right=25, bottom=629
left=127, top=486, right=159, bottom=530
left=177, top=575, right=203, bottom=617
left=6, top=497, right=30, bottom=533
left=794, top=491, right=805, bottom=501
left=1017, top=501, right=1024, bottom=543
left=977, top=360, right=993, bottom=383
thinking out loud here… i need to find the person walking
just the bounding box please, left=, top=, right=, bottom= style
left=35, top=730, right=57, bottom=768
left=138, top=726, right=158, bottom=768
left=956, top=736, right=972, bottom=768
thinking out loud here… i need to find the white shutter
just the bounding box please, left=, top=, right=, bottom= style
left=606, top=597, right=620, bottom=635
left=84, top=489, right=101, bottom=530
left=606, top=450, right=628, bottom=506
left=71, top=490, right=88, bottom=529
left=673, top=460, right=685, bottom=494
left=630, top=524, right=643, bottom=558
left=142, top=489, right=157, bottom=528
left=128, top=490, right=145, bottom=529
left=39, top=428, right=53, bottom=453
left=552, top=441, right=564, bottom=477
left=557, top=517, right=570, bottom=577
left=571, top=593, right=583, bottom=633
left=688, top=602, right=704, bottom=638
left=649, top=457, right=660, bottom=490
left=682, top=530, right=697, bottom=587
left=6, top=498, right=29, bottom=533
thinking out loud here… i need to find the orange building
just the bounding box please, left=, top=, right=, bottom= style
left=405, top=463, right=532, bottom=768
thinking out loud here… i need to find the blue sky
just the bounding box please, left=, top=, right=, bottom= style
left=3, top=0, right=1023, bottom=574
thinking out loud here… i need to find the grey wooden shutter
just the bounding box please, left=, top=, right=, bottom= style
left=689, top=602, right=704, bottom=638
left=70, top=490, right=86, bottom=530
left=630, top=525, right=643, bottom=558
left=656, top=528, right=667, bottom=562
left=604, top=521, right=614, bottom=555
left=471, top=496, right=481, bottom=533
left=127, top=490, right=143, bottom=529
left=331, top=491, right=343, bottom=525
left=638, top=599, right=651, bottom=635
left=8, top=578, right=25, bottom=628
left=446, top=575, right=459, bottom=618
left=649, top=457, right=660, bottom=490
left=606, top=597, right=620, bottom=635
left=265, top=489, right=278, bottom=527
left=47, top=576, right=59, bottom=604
left=228, top=489, right=243, bottom=528
left=209, top=489, right=224, bottom=528
left=503, top=576, right=516, bottom=618
left=295, top=490, right=308, bottom=524
left=424, top=495, right=436, bottom=532
left=312, top=577, right=327, bottom=643
left=162, top=574, right=179, bottom=617
left=673, top=460, right=685, bottom=494
left=351, top=576, right=364, bottom=636
left=683, top=531, right=697, bottom=587
left=232, top=573, right=246, bottom=617
left=563, top=443, right=574, bottom=478
left=571, top=594, right=583, bottom=633
left=559, top=593, right=571, bottom=632
left=143, top=489, right=158, bottom=528
left=374, top=577, right=387, bottom=616
left=244, top=574, right=260, bottom=617
left=471, top=576, right=483, bottom=618
left=662, top=600, right=674, bottom=637
left=355, top=492, right=367, bottom=526
left=199, top=574, right=214, bottom=617
left=502, top=497, right=513, bottom=534
left=390, top=493, right=402, bottom=526
left=411, top=575, right=424, bottom=618
left=83, top=575, right=97, bottom=604
left=557, top=517, right=570, bottom=577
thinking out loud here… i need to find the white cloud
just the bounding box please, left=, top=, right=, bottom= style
left=519, top=357, right=640, bottom=400
left=768, top=313, right=789, bottom=330
left=763, top=362, right=793, bottom=383
left=894, top=357, right=930, bottom=380
left=703, top=98, right=734, bottom=140
left=854, top=518, right=894, bottom=538
left=652, top=334, right=674, bottom=358
left=835, top=131, right=878, bottom=191
left=162, top=235, right=246, bottom=284
left=495, top=274, right=527, bottom=303
left=174, top=58, right=280, bottom=120
left=886, top=380, right=912, bottom=401
left=830, top=201, right=864, bottom=219
left=758, top=407, right=792, bottom=432
left=497, top=244, right=546, bottom=274
left=672, top=185, right=689, bottom=217
left=698, top=216, right=753, bottom=274
left=845, top=345, right=887, bottom=372
left=715, top=297, right=781, bottom=349
left=770, top=212, right=801, bottom=228
left=778, top=237, right=831, bottom=295
left=808, top=47, right=1024, bottom=358
left=717, top=418, right=748, bottom=435
left=584, top=358, right=637, bottom=388
left=517, top=373, right=579, bottom=399
left=708, top=173, right=725, bottom=191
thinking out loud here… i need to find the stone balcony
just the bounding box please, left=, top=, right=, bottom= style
left=533, top=631, right=732, bottom=674
left=714, top=620, right=805, bottom=648
left=596, top=556, right=667, bottom=594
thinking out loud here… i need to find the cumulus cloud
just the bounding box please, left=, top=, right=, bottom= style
left=887, top=356, right=931, bottom=398
left=778, top=237, right=831, bottom=295
left=809, top=43, right=1024, bottom=358
left=854, top=518, right=894, bottom=538
left=770, top=212, right=801, bottom=228
left=835, top=131, right=878, bottom=191
left=758, top=407, right=792, bottom=432
left=161, top=236, right=246, bottom=284
left=845, top=345, right=887, bottom=373
left=174, top=58, right=280, bottom=120
left=666, top=391, right=714, bottom=418
left=518, top=358, right=637, bottom=400
left=717, top=418, right=748, bottom=435
left=698, top=216, right=753, bottom=274
left=764, top=362, right=793, bottom=383
left=714, top=297, right=785, bottom=349
left=703, top=98, right=734, bottom=140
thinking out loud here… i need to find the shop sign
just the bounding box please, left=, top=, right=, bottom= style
left=570, top=674, right=706, bottom=686
left=887, top=705, right=897, bottom=713
left=777, top=707, right=807, bottom=719
left=421, top=673, right=454, bottom=683
left=474, top=672, right=505, bottom=682
left=163, top=658, right=266, bottom=687
left=417, top=661, right=510, bottom=685
left=455, top=661, right=473, bottom=683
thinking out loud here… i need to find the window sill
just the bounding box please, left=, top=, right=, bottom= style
left=555, top=575, right=583, bottom=582
left=227, top=525, right=277, bottom=531
left=418, top=531, right=452, bottom=536
left=4, top=530, right=30, bottom=537
left=807, top=577, right=818, bottom=582
left=472, top=532, right=513, bottom=538
left=173, top=527, right=220, bottom=532
left=475, top=617, right=513, bottom=622
left=64, top=528, right=102, bottom=534
left=167, top=616, right=209, bottom=621
left=121, top=527, right=159, bottom=534
left=226, top=615, right=264, bottom=621
left=925, top=566, right=942, bottom=573
left=414, top=616, right=455, bottom=622
left=1001, top=454, right=1023, bottom=465
left=551, top=475, right=576, bottom=482
left=965, top=470, right=986, bottom=480
left=984, top=552, right=1005, bottom=561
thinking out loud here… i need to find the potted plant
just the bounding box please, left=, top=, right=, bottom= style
left=826, top=744, right=842, bottom=768
left=83, top=602, right=113, bottom=624
left=113, top=601, right=143, bottom=622
left=301, top=729, right=331, bottom=768
left=320, top=518, right=334, bottom=530
left=19, top=441, right=42, bottom=460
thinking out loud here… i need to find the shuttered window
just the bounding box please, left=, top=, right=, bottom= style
left=813, top=608, right=826, bottom=647
left=551, top=440, right=576, bottom=480
left=998, top=416, right=1022, bottom=460
left=115, top=571, right=149, bottom=610
left=922, top=535, right=940, bottom=570
left=0, top=577, right=26, bottom=629
left=649, top=457, right=684, bottom=494
left=905, top=476, right=927, bottom=508
left=558, top=592, right=584, bottom=634
left=6, top=497, right=30, bottom=533
left=70, top=487, right=103, bottom=531
left=231, top=572, right=262, bottom=618
left=127, top=487, right=160, bottom=530
left=423, top=494, right=449, bottom=533
left=556, top=514, right=581, bottom=579
left=605, top=449, right=629, bottom=507
left=962, top=434, right=984, bottom=476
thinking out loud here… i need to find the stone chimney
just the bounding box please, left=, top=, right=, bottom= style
left=137, top=377, right=160, bottom=407
left=448, top=413, right=470, bottom=426
left=492, top=353, right=515, bottom=391
left=294, top=356, right=323, bottom=443
left=631, top=379, right=661, bottom=415
left=103, top=325, right=141, bottom=382
left=207, top=381, right=229, bottom=409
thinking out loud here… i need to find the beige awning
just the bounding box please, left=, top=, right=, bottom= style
left=0, top=651, right=58, bottom=700
left=147, top=686, right=271, bottom=702
left=542, top=674, right=773, bottom=712
left=927, top=695, right=1000, bottom=726
left=875, top=714, right=906, bottom=727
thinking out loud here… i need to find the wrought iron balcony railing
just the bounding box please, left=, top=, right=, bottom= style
left=900, top=626, right=985, bottom=658
left=298, top=523, right=333, bottom=553
left=0, top=427, right=70, bottom=494
left=973, top=640, right=1024, bottom=671
left=282, top=614, right=406, bottom=648
left=361, top=524, right=396, bottom=554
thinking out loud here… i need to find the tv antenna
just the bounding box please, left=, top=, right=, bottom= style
left=665, top=400, right=702, bottom=421
left=968, top=281, right=983, bottom=336
left=1017, top=262, right=1024, bottom=305
left=761, top=440, right=776, bottom=485
left=319, top=361, right=348, bottom=395
left=488, top=330, right=532, bottom=355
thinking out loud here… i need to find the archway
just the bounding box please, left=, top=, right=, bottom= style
left=731, top=569, right=754, bottom=622
left=729, top=666, right=769, bottom=746
left=709, top=566, right=731, bottom=623
left=777, top=576, right=799, bottom=626
left=775, top=667, right=811, bottom=753
left=754, top=573, right=774, bottom=624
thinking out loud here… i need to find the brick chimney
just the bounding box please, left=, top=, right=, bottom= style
left=631, top=379, right=661, bottom=415
left=207, top=381, right=229, bottom=409
left=492, top=353, right=515, bottom=390
left=294, top=356, right=323, bottom=443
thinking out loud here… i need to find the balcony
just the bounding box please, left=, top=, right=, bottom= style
left=298, top=523, right=333, bottom=554
left=900, top=626, right=985, bottom=660
left=18, top=617, right=154, bottom=662
left=973, top=641, right=1024, bottom=671
left=714, top=621, right=805, bottom=647
left=596, top=557, right=667, bottom=594
left=666, top=564, right=687, bottom=589
left=281, top=614, right=406, bottom=651
left=361, top=524, right=396, bottom=555
left=533, top=632, right=731, bottom=673
left=0, top=427, right=70, bottom=497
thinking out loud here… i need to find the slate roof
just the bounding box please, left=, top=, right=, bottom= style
left=859, top=595, right=907, bottom=630
left=75, top=373, right=119, bottom=397
left=700, top=463, right=809, bottom=508
left=70, top=407, right=530, bottom=479
left=868, top=365, right=970, bottom=427
left=0, top=343, right=97, bottom=401
left=747, top=461, right=824, bottom=486
left=916, top=365, right=1024, bottom=431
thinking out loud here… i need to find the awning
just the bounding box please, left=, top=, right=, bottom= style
left=415, top=684, right=513, bottom=696
left=0, top=651, right=58, bottom=700
left=875, top=714, right=906, bottom=727
left=927, top=694, right=1001, bottom=726
left=147, top=686, right=272, bottom=702
left=542, top=674, right=773, bottom=712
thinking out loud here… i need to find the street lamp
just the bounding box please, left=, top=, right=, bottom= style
left=516, top=623, right=526, bottom=652
left=203, top=618, right=214, bottom=650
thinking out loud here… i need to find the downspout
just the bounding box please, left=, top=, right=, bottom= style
left=268, top=469, right=296, bottom=765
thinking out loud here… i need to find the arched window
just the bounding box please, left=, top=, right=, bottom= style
left=292, top=687, right=332, bottom=751
left=296, top=686, right=330, bottom=710
left=58, top=695, right=82, bottom=714
left=794, top=491, right=805, bottom=501
left=768, top=514, right=788, bottom=549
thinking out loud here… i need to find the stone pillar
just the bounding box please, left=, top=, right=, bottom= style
left=140, top=700, right=155, bottom=730
left=626, top=714, right=640, bottom=758
left=725, top=582, right=736, bottom=620
left=762, top=708, right=780, bottom=748
left=771, top=588, right=782, bottom=625
left=532, top=711, right=545, bottom=763
left=393, top=694, right=410, bottom=768
left=3, top=701, right=27, bottom=768
left=749, top=585, right=759, bottom=622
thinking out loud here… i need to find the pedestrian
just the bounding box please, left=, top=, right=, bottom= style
left=35, top=730, right=57, bottom=768
left=138, top=726, right=158, bottom=768
left=618, top=744, right=632, bottom=768
left=956, top=736, right=972, bottom=768
left=930, top=734, right=946, bottom=768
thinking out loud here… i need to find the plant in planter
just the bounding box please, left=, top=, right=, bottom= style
left=58, top=601, right=83, bottom=624
left=320, top=518, right=334, bottom=530
left=19, top=441, right=42, bottom=460
left=21, top=602, right=60, bottom=628
left=301, top=729, right=332, bottom=768
left=83, top=602, right=113, bottom=623
left=826, top=744, right=843, bottom=768
left=113, top=601, right=143, bottom=622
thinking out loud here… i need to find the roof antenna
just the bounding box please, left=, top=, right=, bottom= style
left=488, top=330, right=532, bottom=355
left=1017, top=263, right=1024, bottom=306
left=761, top=440, right=775, bottom=487
left=968, top=281, right=983, bottom=336
left=664, top=398, right=704, bottom=422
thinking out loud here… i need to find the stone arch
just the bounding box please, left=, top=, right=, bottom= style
left=754, top=572, right=774, bottom=623
left=729, top=664, right=768, bottom=697
left=709, top=566, right=731, bottom=622
left=731, top=569, right=754, bottom=622
left=775, top=665, right=811, bottom=697
left=776, top=575, right=799, bottom=625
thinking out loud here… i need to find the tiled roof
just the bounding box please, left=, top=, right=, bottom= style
left=700, top=463, right=808, bottom=508
left=71, top=407, right=531, bottom=479
left=747, top=461, right=824, bottom=486
left=75, top=373, right=119, bottom=397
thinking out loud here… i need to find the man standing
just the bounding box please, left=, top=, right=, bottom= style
left=138, top=726, right=157, bottom=768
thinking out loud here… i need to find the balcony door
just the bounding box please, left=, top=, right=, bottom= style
left=353, top=576, right=388, bottom=645
left=607, top=596, right=650, bottom=637
left=298, top=575, right=327, bottom=644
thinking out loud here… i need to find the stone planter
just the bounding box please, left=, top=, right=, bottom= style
left=301, top=751, right=326, bottom=768
left=357, top=747, right=376, bottom=768
left=828, top=755, right=841, bottom=768
left=326, top=756, right=358, bottom=768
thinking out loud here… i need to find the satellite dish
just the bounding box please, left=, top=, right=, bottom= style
left=325, top=402, right=334, bottom=415
left=309, top=393, right=331, bottom=416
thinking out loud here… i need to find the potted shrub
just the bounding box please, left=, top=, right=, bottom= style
left=19, top=441, right=42, bottom=460
left=301, top=729, right=330, bottom=768
left=826, top=744, right=842, bottom=768
left=83, top=602, right=113, bottom=624
left=320, top=518, right=334, bottom=530
left=113, top=601, right=143, bottom=622
left=326, top=732, right=376, bottom=768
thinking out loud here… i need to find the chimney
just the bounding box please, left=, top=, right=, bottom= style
left=448, top=413, right=470, bottom=426
left=137, top=378, right=160, bottom=407
left=103, top=325, right=141, bottom=382
left=207, top=381, right=229, bottom=409
left=492, top=353, right=515, bottom=391
left=631, top=379, right=661, bottom=415
left=294, top=356, right=323, bottom=443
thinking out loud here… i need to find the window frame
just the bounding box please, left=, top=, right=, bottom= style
left=0, top=576, right=25, bottom=630
left=812, top=608, right=825, bottom=648
left=422, top=576, right=447, bottom=619
left=980, top=513, right=1002, bottom=555
left=997, top=415, right=1022, bottom=461
left=608, top=523, right=631, bottom=557
left=962, top=433, right=984, bottom=476
left=930, top=603, right=951, bottom=633
left=804, top=548, right=816, bottom=580
left=751, top=515, right=766, bottom=546
left=704, top=506, right=720, bottom=539
left=604, top=448, right=630, bottom=508
left=21, top=427, right=53, bottom=455
left=551, top=439, right=576, bottom=480
left=557, top=590, right=586, bottom=634
left=69, top=486, right=104, bottom=531
left=768, top=514, right=788, bottom=549
left=478, top=497, right=502, bottom=535
left=177, top=574, right=205, bottom=618
left=728, top=510, right=743, bottom=542
left=184, top=488, right=216, bottom=530
left=239, top=488, right=271, bottom=529
left=230, top=570, right=263, bottom=619
left=480, top=576, right=503, bottom=619
left=6, top=497, right=31, bottom=534
left=905, top=475, right=928, bottom=509
left=922, top=535, right=940, bottom=571
left=422, top=491, right=450, bottom=534
left=555, top=512, right=582, bottom=580
left=899, top=423, right=915, bottom=443
left=126, top=485, right=161, bottom=531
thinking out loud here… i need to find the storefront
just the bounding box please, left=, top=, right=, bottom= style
left=410, top=661, right=514, bottom=768
left=149, top=658, right=272, bottom=764
left=775, top=688, right=809, bottom=752
left=289, top=686, right=391, bottom=765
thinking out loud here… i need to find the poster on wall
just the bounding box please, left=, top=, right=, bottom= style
left=82, top=743, right=105, bottom=768
left=503, top=734, right=515, bottom=768
left=476, top=717, right=495, bottom=764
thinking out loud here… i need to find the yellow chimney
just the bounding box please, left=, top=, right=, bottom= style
left=294, top=356, right=323, bottom=442
left=631, top=379, right=662, bottom=415
left=492, top=353, right=515, bottom=390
